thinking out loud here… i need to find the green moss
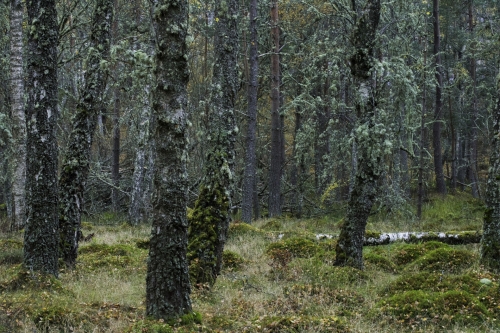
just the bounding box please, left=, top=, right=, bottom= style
left=383, top=272, right=484, bottom=296
left=364, top=230, right=381, bottom=239
left=404, top=247, right=476, bottom=274
left=188, top=185, right=228, bottom=285
left=376, top=289, right=489, bottom=326
left=261, top=219, right=282, bottom=231
left=364, top=252, right=397, bottom=273
left=0, top=248, right=23, bottom=265
left=0, top=238, right=23, bottom=251
left=0, top=265, right=66, bottom=293
left=249, top=315, right=350, bottom=333
left=78, top=243, right=143, bottom=271
left=126, top=312, right=202, bottom=333
left=266, top=237, right=321, bottom=258
left=392, top=241, right=450, bottom=266
left=228, top=222, right=264, bottom=238
left=222, top=250, right=245, bottom=272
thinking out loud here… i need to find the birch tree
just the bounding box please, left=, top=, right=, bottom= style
left=9, top=0, right=26, bottom=230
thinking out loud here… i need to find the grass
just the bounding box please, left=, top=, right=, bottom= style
left=0, top=193, right=498, bottom=332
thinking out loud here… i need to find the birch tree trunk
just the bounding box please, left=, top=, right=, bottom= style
left=58, top=0, right=113, bottom=268
left=9, top=0, right=26, bottom=231
left=187, top=0, right=239, bottom=285
left=241, top=0, right=259, bottom=224
left=128, top=93, right=154, bottom=226
left=146, top=0, right=192, bottom=319
left=23, top=0, right=59, bottom=276
left=334, top=0, right=381, bottom=270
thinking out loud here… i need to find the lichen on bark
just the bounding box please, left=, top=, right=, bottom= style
left=480, top=74, right=500, bottom=273
left=187, top=0, right=239, bottom=286
left=334, top=0, right=381, bottom=270
left=146, top=0, right=192, bottom=320
left=58, top=0, right=113, bottom=268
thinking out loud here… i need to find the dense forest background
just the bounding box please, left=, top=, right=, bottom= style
left=0, top=0, right=499, bottom=222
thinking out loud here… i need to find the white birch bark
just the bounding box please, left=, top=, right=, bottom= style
left=9, top=0, right=26, bottom=230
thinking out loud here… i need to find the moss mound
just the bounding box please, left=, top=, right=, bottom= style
left=249, top=315, right=350, bottom=333
left=78, top=243, right=140, bottom=270
left=266, top=237, right=320, bottom=259
left=261, top=219, right=283, bottom=231
left=377, top=290, right=489, bottom=326
left=222, top=250, right=245, bottom=272
left=0, top=265, right=66, bottom=293
left=126, top=312, right=202, bottom=333
left=383, top=272, right=484, bottom=296
left=228, top=222, right=264, bottom=238
left=392, top=241, right=450, bottom=266
left=364, top=252, right=397, bottom=273
left=404, top=247, right=476, bottom=274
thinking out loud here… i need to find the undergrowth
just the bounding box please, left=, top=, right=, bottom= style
left=0, top=193, right=497, bottom=332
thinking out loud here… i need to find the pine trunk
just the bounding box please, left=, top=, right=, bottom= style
left=9, top=0, right=26, bottom=231
left=187, top=0, right=239, bottom=285
left=432, top=0, right=446, bottom=195
left=241, top=0, right=258, bottom=223
left=24, top=0, right=59, bottom=276
left=268, top=0, right=282, bottom=217
left=146, top=0, right=192, bottom=320
left=58, top=0, right=113, bottom=268
left=334, top=0, right=381, bottom=270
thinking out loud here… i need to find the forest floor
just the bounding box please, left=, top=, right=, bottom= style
left=0, top=192, right=499, bottom=332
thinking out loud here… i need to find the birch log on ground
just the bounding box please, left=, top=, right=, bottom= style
left=316, top=231, right=482, bottom=246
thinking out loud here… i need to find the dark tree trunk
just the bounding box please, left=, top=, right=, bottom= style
left=241, top=0, right=258, bottom=223
left=334, top=0, right=381, bottom=270
left=480, top=73, right=500, bottom=273
left=24, top=0, right=59, bottom=276
left=268, top=0, right=282, bottom=217
left=468, top=1, right=480, bottom=198
left=432, top=0, right=446, bottom=195
left=417, top=40, right=427, bottom=219
left=58, top=0, right=113, bottom=268
left=112, top=90, right=121, bottom=211
left=187, top=0, right=239, bottom=286
left=146, top=0, right=192, bottom=320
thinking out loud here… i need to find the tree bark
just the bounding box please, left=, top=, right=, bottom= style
left=129, top=86, right=154, bottom=225
left=188, top=0, right=239, bottom=286
left=24, top=0, right=59, bottom=276
left=334, top=0, right=381, bottom=270
left=58, top=0, right=113, bottom=268
left=146, top=0, right=192, bottom=320
left=432, top=0, right=446, bottom=195
left=241, top=0, right=258, bottom=223
left=9, top=0, right=26, bottom=231
left=480, top=68, right=500, bottom=273
left=268, top=0, right=282, bottom=217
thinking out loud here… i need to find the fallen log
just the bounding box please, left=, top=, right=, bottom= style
left=315, top=231, right=482, bottom=246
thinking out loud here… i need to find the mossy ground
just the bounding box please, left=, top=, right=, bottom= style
left=0, top=193, right=498, bottom=332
